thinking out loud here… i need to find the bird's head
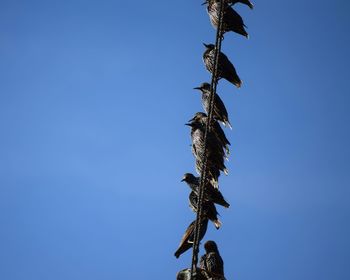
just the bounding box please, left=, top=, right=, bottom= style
left=193, top=82, right=211, bottom=93
left=189, top=112, right=207, bottom=123
left=181, top=173, right=196, bottom=183
left=203, top=43, right=215, bottom=50
left=204, top=240, right=219, bottom=253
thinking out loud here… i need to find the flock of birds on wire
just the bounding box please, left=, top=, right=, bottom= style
left=174, top=0, right=253, bottom=279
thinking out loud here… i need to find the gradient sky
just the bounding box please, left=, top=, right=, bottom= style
left=1, top=0, right=350, bottom=279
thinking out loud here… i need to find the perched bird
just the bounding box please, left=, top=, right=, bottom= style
left=190, top=112, right=230, bottom=156
left=194, top=82, right=232, bottom=129
left=228, top=0, right=254, bottom=9
left=206, top=0, right=249, bottom=38
left=203, top=43, right=242, bottom=88
left=199, top=240, right=225, bottom=278
left=174, top=218, right=209, bottom=258
left=186, top=117, right=228, bottom=175
left=182, top=173, right=230, bottom=208
left=189, top=191, right=222, bottom=229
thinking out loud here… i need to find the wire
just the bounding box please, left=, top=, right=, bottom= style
left=190, top=1, right=226, bottom=279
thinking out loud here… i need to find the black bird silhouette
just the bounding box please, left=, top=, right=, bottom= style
left=174, top=218, right=209, bottom=258
left=206, top=0, right=249, bottom=38
left=199, top=240, right=225, bottom=278
left=194, top=82, right=232, bottom=129
left=190, top=112, right=230, bottom=156
left=182, top=173, right=230, bottom=208
left=186, top=116, right=228, bottom=175
left=228, top=0, right=254, bottom=9
left=189, top=191, right=222, bottom=229
left=203, top=43, right=242, bottom=88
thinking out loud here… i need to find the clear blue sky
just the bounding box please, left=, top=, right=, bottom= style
left=0, top=0, right=349, bottom=279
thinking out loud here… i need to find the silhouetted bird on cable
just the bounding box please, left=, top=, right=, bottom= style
left=200, top=240, right=225, bottom=278
left=182, top=173, right=230, bottom=208
left=203, top=43, right=242, bottom=88
left=228, top=0, right=254, bottom=9
left=194, top=82, right=232, bottom=129
left=190, top=112, right=230, bottom=156
left=189, top=191, right=222, bottom=229
left=205, top=0, right=249, bottom=38
left=174, top=218, right=209, bottom=258
left=186, top=116, right=228, bottom=174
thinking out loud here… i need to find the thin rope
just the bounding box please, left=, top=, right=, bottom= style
left=190, top=1, right=226, bottom=279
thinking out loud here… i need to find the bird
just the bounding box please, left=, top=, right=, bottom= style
left=174, top=218, right=209, bottom=258
left=228, top=0, right=254, bottom=10
left=206, top=0, right=249, bottom=38
left=194, top=82, right=232, bottom=129
left=181, top=173, right=230, bottom=208
left=189, top=112, right=230, bottom=156
left=203, top=43, right=242, bottom=88
left=189, top=191, right=222, bottom=229
left=186, top=117, right=228, bottom=175
left=199, top=240, right=225, bottom=278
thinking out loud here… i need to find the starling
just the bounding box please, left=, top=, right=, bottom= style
left=203, top=43, right=242, bottom=88
left=174, top=218, right=209, bottom=258
left=228, top=0, right=254, bottom=9
left=194, top=82, right=232, bottom=129
left=186, top=118, right=228, bottom=175
left=199, top=240, right=225, bottom=278
left=206, top=0, right=249, bottom=38
left=182, top=173, right=230, bottom=208
left=189, top=191, right=222, bottom=229
left=190, top=112, right=230, bottom=156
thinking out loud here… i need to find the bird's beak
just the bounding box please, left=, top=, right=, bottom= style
left=193, top=87, right=201, bottom=90
left=201, top=1, right=207, bottom=5
left=185, top=123, right=193, bottom=127
left=203, top=43, right=209, bottom=48
left=188, top=117, right=195, bottom=122
left=181, top=178, right=185, bottom=182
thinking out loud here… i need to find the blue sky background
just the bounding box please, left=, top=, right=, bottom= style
left=1, top=0, right=350, bottom=279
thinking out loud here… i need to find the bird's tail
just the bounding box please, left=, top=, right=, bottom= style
left=214, top=219, right=222, bottom=229
left=225, top=121, right=233, bottom=130
left=248, top=1, right=254, bottom=9
left=210, top=178, right=219, bottom=189
left=228, top=76, right=242, bottom=88
left=223, top=202, right=230, bottom=208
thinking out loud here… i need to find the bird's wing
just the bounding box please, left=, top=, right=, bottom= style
left=219, top=52, right=236, bottom=76
left=225, top=6, right=245, bottom=27
left=179, top=221, right=195, bottom=246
